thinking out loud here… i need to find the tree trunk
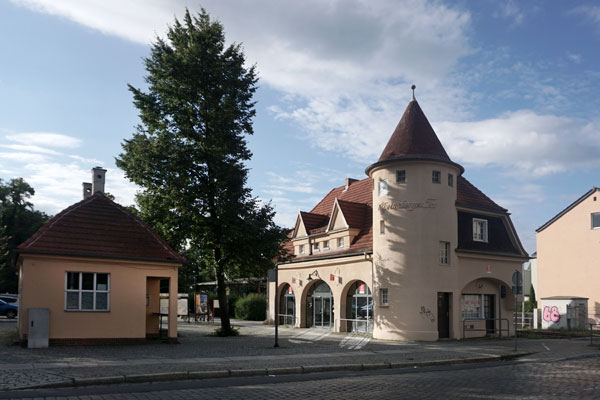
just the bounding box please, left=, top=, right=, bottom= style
left=214, top=251, right=231, bottom=334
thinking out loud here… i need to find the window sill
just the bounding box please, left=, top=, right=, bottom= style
left=379, top=304, right=390, bottom=307
left=64, top=309, right=110, bottom=312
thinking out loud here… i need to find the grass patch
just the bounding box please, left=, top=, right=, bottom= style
left=213, top=327, right=240, bottom=337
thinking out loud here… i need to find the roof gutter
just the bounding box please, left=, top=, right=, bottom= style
left=282, top=249, right=373, bottom=264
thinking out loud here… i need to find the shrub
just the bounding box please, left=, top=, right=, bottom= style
left=235, top=293, right=267, bottom=321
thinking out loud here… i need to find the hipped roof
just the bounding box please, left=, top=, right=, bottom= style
left=17, top=194, right=184, bottom=264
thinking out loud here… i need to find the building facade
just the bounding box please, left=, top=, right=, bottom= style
left=536, top=187, right=600, bottom=324
left=16, top=168, right=184, bottom=346
left=268, top=98, right=528, bottom=341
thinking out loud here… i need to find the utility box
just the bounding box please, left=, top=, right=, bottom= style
left=27, top=308, right=50, bottom=348
left=540, top=297, right=588, bottom=330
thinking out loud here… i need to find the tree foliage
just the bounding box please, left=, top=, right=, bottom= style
left=117, top=9, right=289, bottom=335
left=0, top=178, right=50, bottom=293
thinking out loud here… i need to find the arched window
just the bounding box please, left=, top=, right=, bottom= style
left=345, top=281, right=373, bottom=333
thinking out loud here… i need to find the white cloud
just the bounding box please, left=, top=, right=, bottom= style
left=436, top=110, right=600, bottom=176
left=566, top=52, right=582, bottom=64
left=5, top=132, right=81, bottom=148
left=570, top=5, right=600, bottom=27
left=0, top=144, right=62, bottom=155
left=494, top=0, right=525, bottom=26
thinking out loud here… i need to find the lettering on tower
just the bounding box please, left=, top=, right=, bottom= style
left=379, top=199, right=437, bottom=211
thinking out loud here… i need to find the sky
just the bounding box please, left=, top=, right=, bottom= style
left=1, top=0, right=600, bottom=254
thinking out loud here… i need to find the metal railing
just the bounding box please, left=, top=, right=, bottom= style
left=514, top=312, right=534, bottom=329
left=278, top=314, right=298, bottom=326
left=462, top=318, right=509, bottom=339
left=336, top=318, right=373, bottom=334
left=589, top=323, right=600, bottom=345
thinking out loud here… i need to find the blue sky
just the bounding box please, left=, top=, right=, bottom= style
left=1, top=0, right=600, bottom=254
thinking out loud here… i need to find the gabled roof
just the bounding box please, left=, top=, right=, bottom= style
left=17, top=194, right=184, bottom=264
left=456, top=176, right=507, bottom=214
left=299, top=211, right=329, bottom=235
left=366, top=100, right=464, bottom=175
left=536, top=187, right=599, bottom=233
left=286, top=175, right=514, bottom=261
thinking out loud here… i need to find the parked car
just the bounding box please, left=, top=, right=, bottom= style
left=0, top=294, right=18, bottom=304
left=0, top=299, right=18, bottom=319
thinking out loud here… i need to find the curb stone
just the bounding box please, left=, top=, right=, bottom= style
left=6, top=352, right=531, bottom=391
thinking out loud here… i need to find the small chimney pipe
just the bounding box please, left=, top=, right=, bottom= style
left=92, top=166, right=107, bottom=195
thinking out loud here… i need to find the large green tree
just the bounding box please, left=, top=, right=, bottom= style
left=0, top=178, right=50, bottom=293
left=117, top=9, right=289, bottom=334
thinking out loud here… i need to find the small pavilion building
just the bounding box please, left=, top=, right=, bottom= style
left=16, top=167, right=184, bottom=346
left=269, top=95, right=528, bottom=341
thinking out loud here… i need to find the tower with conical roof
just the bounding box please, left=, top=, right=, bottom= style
left=366, top=90, right=463, bottom=341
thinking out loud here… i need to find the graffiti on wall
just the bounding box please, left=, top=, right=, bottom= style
left=543, top=306, right=561, bottom=323
left=419, top=306, right=435, bottom=323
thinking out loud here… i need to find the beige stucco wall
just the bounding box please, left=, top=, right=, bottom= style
left=18, top=254, right=179, bottom=340
left=537, top=190, right=600, bottom=322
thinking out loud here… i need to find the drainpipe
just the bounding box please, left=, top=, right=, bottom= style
left=365, top=251, right=374, bottom=333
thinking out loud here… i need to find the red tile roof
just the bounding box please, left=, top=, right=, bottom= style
left=300, top=212, right=329, bottom=235
left=17, top=194, right=184, bottom=263
left=366, top=100, right=463, bottom=175
left=287, top=175, right=509, bottom=261
left=456, top=176, right=507, bottom=213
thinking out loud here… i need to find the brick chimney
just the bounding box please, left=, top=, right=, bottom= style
left=92, top=167, right=107, bottom=195
left=344, top=178, right=357, bottom=192
left=82, top=182, right=92, bottom=199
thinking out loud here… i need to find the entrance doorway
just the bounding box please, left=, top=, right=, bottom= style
left=437, top=292, right=450, bottom=339
left=306, top=281, right=333, bottom=328
left=484, top=294, right=495, bottom=334
left=279, top=284, right=295, bottom=326
left=345, top=281, right=373, bottom=333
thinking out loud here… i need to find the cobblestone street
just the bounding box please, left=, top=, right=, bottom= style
left=3, top=356, right=600, bottom=399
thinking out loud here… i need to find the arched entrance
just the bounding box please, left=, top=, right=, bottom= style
left=345, top=281, right=373, bottom=333
left=279, top=284, right=295, bottom=326
left=306, top=281, right=333, bottom=328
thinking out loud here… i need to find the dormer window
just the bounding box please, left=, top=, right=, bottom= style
left=396, top=170, right=406, bottom=183
left=432, top=171, right=441, bottom=184
left=337, top=237, right=344, bottom=248
left=323, top=240, right=330, bottom=250
left=378, top=179, right=388, bottom=196
left=299, top=244, right=305, bottom=254
left=473, top=218, right=488, bottom=242
left=313, top=242, right=320, bottom=252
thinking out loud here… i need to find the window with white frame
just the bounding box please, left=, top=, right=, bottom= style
left=461, top=294, right=482, bottom=319
left=380, top=220, right=385, bottom=234
left=472, top=218, right=488, bottom=242
left=432, top=170, right=441, bottom=184
left=380, top=288, right=389, bottom=306
left=299, top=244, right=305, bottom=254
left=378, top=179, right=388, bottom=196
left=337, top=237, right=344, bottom=248
left=440, top=241, right=450, bottom=265
left=396, top=170, right=406, bottom=183
left=323, top=240, right=330, bottom=250
left=448, top=173, right=454, bottom=187
left=592, top=213, right=600, bottom=229
left=313, top=242, right=320, bottom=252
left=66, top=272, right=110, bottom=311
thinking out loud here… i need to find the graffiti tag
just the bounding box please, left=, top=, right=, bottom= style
left=543, top=306, right=561, bottom=323
left=419, top=306, right=435, bottom=323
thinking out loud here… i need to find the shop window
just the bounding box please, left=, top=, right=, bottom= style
left=461, top=294, right=482, bottom=319
left=432, top=170, right=441, bottom=184
left=378, top=179, right=388, bottom=196
left=379, top=288, right=389, bottom=306
left=65, top=272, right=110, bottom=311
left=396, top=170, right=406, bottom=183
left=473, top=218, right=488, bottom=242
left=440, top=241, right=450, bottom=265
left=592, top=213, right=600, bottom=229
left=337, top=237, right=344, bottom=248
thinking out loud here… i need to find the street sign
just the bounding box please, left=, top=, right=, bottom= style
left=512, top=271, right=522, bottom=286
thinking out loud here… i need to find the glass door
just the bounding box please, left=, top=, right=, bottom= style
left=323, top=297, right=331, bottom=327
left=314, top=297, right=323, bottom=326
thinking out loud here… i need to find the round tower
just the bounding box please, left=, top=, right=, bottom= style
left=366, top=92, right=464, bottom=341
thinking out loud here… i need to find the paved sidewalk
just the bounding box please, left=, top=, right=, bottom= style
left=1, top=320, right=598, bottom=391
